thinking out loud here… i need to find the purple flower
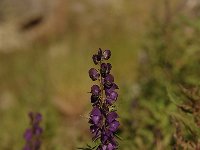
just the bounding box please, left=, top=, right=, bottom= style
left=103, top=50, right=111, bottom=60
left=103, top=143, right=116, bottom=150
left=105, top=83, right=119, bottom=96
left=89, top=107, right=102, bottom=126
left=104, top=74, right=114, bottom=83
left=101, top=129, right=114, bottom=144
left=106, top=112, right=120, bottom=132
left=91, top=85, right=101, bottom=96
left=34, top=127, right=43, bottom=135
left=35, top=113, right=42, bottom=124
left=104, top=74, right=115, bottom=89
left=24, top=129, right=32, bottom=141
left=88, top=48, right=120, bottom=149
left=89, top=68, right=100, bottom=81
left=100, top=63, right=112, bottom=77
left=106, top=112, right=119, bottom=124
left=92, top=55, right=99, bottom=65
left=90, top=85, right=101, bottom=103
left=106, top=91, right=118, bottom=104
left=108, top=120, right=120, bottom=132
left=97, top=48, right=103, bottom=59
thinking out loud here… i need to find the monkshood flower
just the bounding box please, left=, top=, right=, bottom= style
left=23, top=112, right=43, bottom=150
left=88, top=48, right=120, bottom=150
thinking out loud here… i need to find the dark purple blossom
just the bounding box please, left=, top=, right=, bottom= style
left=93, top=55, right=99, bottom=65
left=24, top=129, right=32, bottom=141
left=103, top=50, right=111, bottom=60
left=89, top=68, right=100, bottom=81
left=108, top=120, right=120, bottom=132
left=88, top=48, right=120, bottom=149
left=91, top=85, right=101, bottom=96
left=97, top=48, right=103, bottom=60
left=105, top=83, right=119, bottom=96
left=104, top=74, right=115, bottom=89
left=89, top=107, right=102, bottom=126
left=100, top=63, right=112, bottom=77
left=90, top=85, right=101, bottom=103
left=100, top=143, right=116, bottom=150
left=106, top=112, right=119, bottom=124
left=23, top=112, right=43, bottom=150
left=106, top=91, right=118, bottom=105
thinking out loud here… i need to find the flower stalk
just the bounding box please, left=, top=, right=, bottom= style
left=23, top=112, right=43, bottom=150
left=88, top=48, right=120, bottom=150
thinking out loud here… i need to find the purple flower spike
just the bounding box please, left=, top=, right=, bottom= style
left=103, top=50, right=111, bottom=60
left=23, top=112, right=43, bottom=150
left=89, top=68, right=100, bottom=81
left=88, top=48, right=120, bottom=149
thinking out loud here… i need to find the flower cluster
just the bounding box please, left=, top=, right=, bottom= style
left=88, top=48, right=120, bottom=150
left=23, top=112, right=43, bottom=150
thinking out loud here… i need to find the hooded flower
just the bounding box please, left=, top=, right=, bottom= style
left=103, top=50, right=111, bottom=60
left=100, top=63, right=112, bottom=77
left=89, top=68, right=100, bottom=81
left=89, top=107, right=102, bottom=126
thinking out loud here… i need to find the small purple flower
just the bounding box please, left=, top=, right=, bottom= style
left=103, top=50, right=111, bottom=60
left=24, top=129, right=32, bottom=141
left=88, top=48, right=120, bottom=149
left=23, top=112, right=43, bottom=150
left=89, top=107, right=102, bottom=125
left=97, top=48, right=103, bottom=60
left=91, top=85, right=101, bottom=96
left=105, top=83, right=119, bottom=96
left=104, top=74, right=115, bottom=89
left=100, top=63, right=112, bottom=77
left=100, top=143, right=116, bottom=150
left=108, top=120, right=120, bottom=132
left=106, top=91, right=118, bottom=104
left=89, top=68, right=100, bottom=81
left=106, top=112, right=119, bottom=124
left=93, top=55, right=99, bottom=65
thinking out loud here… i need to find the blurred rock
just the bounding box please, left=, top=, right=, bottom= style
left=0, top=0, right=68, bottom=52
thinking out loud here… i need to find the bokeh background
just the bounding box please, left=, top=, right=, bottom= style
left=0, top=0, right=200, bottom=149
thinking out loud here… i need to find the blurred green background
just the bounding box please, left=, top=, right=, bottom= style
left=0, top=0, right=200, bottom=149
